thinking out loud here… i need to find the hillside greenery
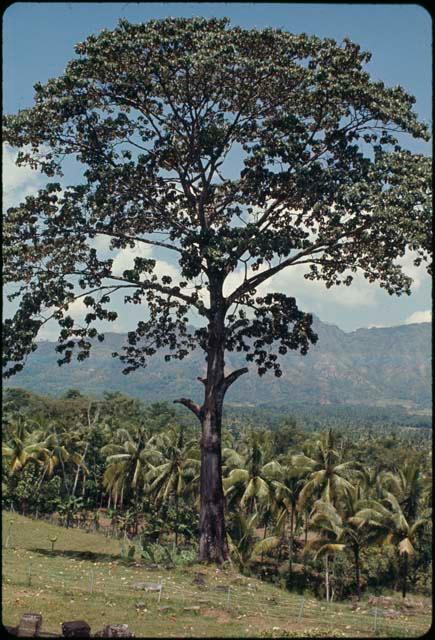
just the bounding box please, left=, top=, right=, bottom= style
left=3, top=318, right=431, bottom=410
left=2, top=388, right=432, bottom=607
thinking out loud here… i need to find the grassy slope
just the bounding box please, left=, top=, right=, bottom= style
left=1, top=512, right=431, bottom=638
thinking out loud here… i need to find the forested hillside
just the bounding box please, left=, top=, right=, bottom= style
left=3, top=388, right=432, bottom=610
left=4, top=318, right=431, bottom=409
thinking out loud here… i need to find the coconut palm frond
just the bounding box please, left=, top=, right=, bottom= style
left=225, top=469, right=250, bottom=487
left=253, top=535, right=281, bottom=556
left=314, top=543, right=346, bottom=560
left=262, top=461, right=283, bottom=479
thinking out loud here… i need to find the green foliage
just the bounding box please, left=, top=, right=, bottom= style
left=1, top=386, right=432, bottom=599
left=361, top=546, right=398, bottom=593
left=56, top=497, right=85, bottom=527
left=138, top=540, right=196, bottom=567
left=120, top=542, right=136, bottom=563
left=3, top=320, right=432, bottom=412
left=3, top=17, right=430, bottom=382
left=3, top=15, right=432, bottom=566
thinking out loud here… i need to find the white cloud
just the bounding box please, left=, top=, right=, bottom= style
left=398, top=250, right=427, bottom=291
left=405, top=310, right=432, bottom=324
left=261, top=263, right=378, bottom=308
left=2, top=144, right=46, bottom=209
left=92, top=234, right=113, bottom=258
left=153, top=259, right=182, bottom=284
left=67, top=297, right=87, bottom=318
left=366, top=321, right=405, bottom=329
left=37, top=322, right=62, bottom=342
left=111, top=243, right=153, bottom=275
left=111, top=243, right=181, bottom=288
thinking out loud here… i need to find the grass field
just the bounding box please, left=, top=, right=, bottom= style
left=2, top=512, right=431, bottom=637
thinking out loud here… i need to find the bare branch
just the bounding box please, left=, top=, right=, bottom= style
left=173, top=397, right=202, bottom=418
left=223, top=367, right=249, bottom=391
left=92, top=229, right=182, bottom=253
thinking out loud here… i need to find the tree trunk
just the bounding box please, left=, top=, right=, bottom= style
left=199, top=371, right=229, bottom=563
left=354, top=546, right=361, bottom=599
left=81, top=468, right=87, bottom=498
left=289, top=507, right=295, bottom=573
left=325, top=554, right=330, bottom=602
left=174, top=284, right=248, bottom=564
left=37, top=464, right=48, bottom=490
left=175, top=493, right=179, bottom=549
left=72, top=442, right=88, bottom=497
left=402, top=552, right=408, bottom=598
left=261, top=519, right=268, bottom=562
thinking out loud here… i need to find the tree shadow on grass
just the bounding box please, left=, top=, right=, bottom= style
left=28, top=547, right=120, bottom=563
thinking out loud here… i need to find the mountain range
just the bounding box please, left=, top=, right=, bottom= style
left=4, top=317, right=432, bottom=410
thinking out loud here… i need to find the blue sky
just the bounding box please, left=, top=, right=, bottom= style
left=3, top=2, right=432, bottom=334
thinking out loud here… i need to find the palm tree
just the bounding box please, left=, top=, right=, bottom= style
left=223, top=432, right=280, bottom=515
left=38, top=427, right=88, bottom=495
left=146, top=426, right=200, bottom=547
left=295, top=429, right=360, bottom=510
left=2, top=417, right=50, bottom=514
left=309, top=487, right=377, bottom=599
left=306, top=501, right=350, bottom=602
left=360, top=464, right=387, bottom=500
left=226, top=511, right=281, bottom=572
left=270, top=463, right=310, bottom=572
left=103, top=460, right=127, bottom=510
left=354, top=491, right=430, bottom=598
left=381, top=461, right=422, bottom=522
left=102, top=423, right=160, bottom=508
left=2, top=418, right=48, bottom=475
left=70, top=401, right=102, bottom=497
left=421, top=462, right=432, bottom=510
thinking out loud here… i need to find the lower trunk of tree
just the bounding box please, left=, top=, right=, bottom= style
left=261, top=521, right=268, bottom=562
left=325, top=554, right=330, bottom=602
left=402, top=552, right=408, bottom=598
left=289, top=507, right=295, bottom=573
left=72, top=468, right=79, bottom=497
left=174, top=296, right=248, bottom=564
left=72, top=443, right=88, bottom=497
left=175, top=493, right=179, bottom=549
left=199, top=399, right=229, bottom=563
left=354, top=546, right=361, bottom=599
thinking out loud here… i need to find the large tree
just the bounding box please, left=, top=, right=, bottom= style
left=3, top=17, right=431, bottom=562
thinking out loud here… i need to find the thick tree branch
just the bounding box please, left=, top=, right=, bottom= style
left=227, top=222, right=373, bottom=305
left=91, top=229, right=182, bottom=253
left=173, top=398, right=202, bottom=418
left=223, top=367, right=249, bottom=392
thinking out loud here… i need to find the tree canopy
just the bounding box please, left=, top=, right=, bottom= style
left=3, top=16, right=432, bottom=561
left=3, top=16, right=431, bottom=379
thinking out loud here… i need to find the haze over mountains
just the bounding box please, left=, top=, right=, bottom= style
left=4, top=317, right=431, bottom=410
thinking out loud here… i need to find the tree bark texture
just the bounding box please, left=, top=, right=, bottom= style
left=402, top=552, right=408, bottom=599
left=354, top=546, right=361, bottom=599
left=173, top=280, right=248, bottom=563
left=199, top=311, right=229, bottom=563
